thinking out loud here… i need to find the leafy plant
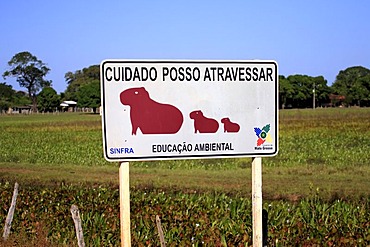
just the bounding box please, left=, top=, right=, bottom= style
left=1, top=182, right=369, bottom=246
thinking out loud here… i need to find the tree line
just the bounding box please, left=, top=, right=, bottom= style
left=1, top=51, right=370, bottom=113
left=279, top=66, right=370, bottom=108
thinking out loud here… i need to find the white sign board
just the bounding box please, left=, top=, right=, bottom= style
left=101, top=60, right=278, bottom=161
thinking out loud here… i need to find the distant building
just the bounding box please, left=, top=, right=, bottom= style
left=60, top=100, right=77, bottom=112
left=329, top=94, right=346, bottom=107
left=8, top=105, right=32, bottom=114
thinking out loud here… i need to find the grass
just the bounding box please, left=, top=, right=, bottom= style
left=1, top=162, right=369, bottom=202
left=1, top=108, right=369, bottom=200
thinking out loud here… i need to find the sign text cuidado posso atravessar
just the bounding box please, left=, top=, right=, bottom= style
left=104, top=65, right=274, bottom=83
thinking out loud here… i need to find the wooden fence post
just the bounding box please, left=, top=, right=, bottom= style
left=70, top=204, right=85, bottom=247
left=156, top=215, right=166, bottom=247
left=2, top=182, right=19, bottom=241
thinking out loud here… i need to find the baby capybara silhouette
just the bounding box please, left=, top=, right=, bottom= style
left=221, top=117, right=240, bottom=133
left=120, top=87, right=183, bottom=135
left=189, top=110, right=219, bottom=133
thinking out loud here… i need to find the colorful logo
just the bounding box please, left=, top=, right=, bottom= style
left=254, top=124, right=272, bottom=146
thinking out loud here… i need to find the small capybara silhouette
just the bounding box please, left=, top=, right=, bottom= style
left=221, top=117, right=240, bottom=133
left=120, top=87, right=183, bottom=135
left=189, top=110, right=219, bottom=133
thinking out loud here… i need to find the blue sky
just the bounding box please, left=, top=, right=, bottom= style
left=1, top=0, right=369, bottom=93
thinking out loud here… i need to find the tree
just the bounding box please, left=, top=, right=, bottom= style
left=286, top=75, right=313, bottom=108
left=354, top=75, right=370, bottom=106
left=3, top=51, right=51, bottom=112
left=13, top=91, right=32, bottom=106
left=280, top=75, right=330, bottom=108
left=312, top=76, right=331, bottom=107
left=77, top=80, right=101, bottom=113
left=0, top=82, right=14, bottom=112
left=38, top=87, right=60, bottom=112
left=64, top=65, right=100, bottom=101
left=332, top=66, right=370, bottom=106
left=279, top=75, right=294, bottom=109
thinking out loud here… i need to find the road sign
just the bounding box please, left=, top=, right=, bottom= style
left=101, top=60, right=278, bottom=161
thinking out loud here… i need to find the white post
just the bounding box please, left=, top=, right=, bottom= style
left=119, top=162, right=131, bottom=247
left=2, top=182, right=19, bottom=241
left=313, top=87, right=316, bottom=109
left=70, top=205, right=85, bottom=247
left=252, top=157, right=263, bottom=247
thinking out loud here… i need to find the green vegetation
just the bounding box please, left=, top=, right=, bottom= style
left=0, top=108, right=370, bottom=245
left=2, top=51, right=51, bottom=112
left=332, top=66, right=370, bottom=107
left=1, top=183, right=369, bottom=246
left=37, top=87, right=60, bottom=113
left=1, top=108, right=369, bottom=168
left=0, top=83, right=31, bottom=113
left=279, top=66, right=370, bottom=108
left=279, top=75, right=330, bottom=108
left=64, top=65, right=100, bottom=105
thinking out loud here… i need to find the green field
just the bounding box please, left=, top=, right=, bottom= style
left=1, top=108, right=370, bottom=246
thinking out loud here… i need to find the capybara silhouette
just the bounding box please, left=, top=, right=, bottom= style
left=120, top=87, right=183, bottom=135
left=189, top=110, right=219, bottom=133
left=221, top=117, right=240, bottom=133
